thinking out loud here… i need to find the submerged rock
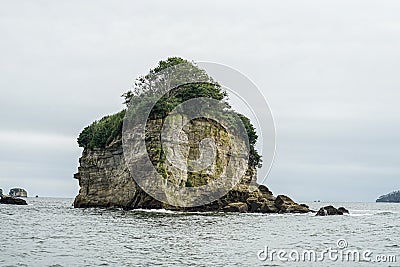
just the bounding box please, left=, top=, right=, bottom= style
left=0, top=195, right=27, bottom=205
left=316, top=205, right=349, bottom=216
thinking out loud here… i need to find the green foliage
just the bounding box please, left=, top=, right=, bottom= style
left=185, top=180, right=193, bottom=187
left=77, top=110, right=126, bottom=149
left=121, top=91, right=134, bottom=106
left=153, top=57, right=188, bottom=73
left=78, top=57, right=262, bottom=170
left=147, top=82, right=227, bottom=120
left=237, top=113, right=262, bottom=168
left=123, top=57, right=216, bottom=106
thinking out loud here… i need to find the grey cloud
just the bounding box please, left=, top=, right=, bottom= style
left=0, top=0, right=399, bottom=200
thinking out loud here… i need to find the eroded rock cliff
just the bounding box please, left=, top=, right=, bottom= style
left=74, top=118, right=308, bottom=213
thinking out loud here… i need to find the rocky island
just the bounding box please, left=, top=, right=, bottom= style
left=9, top=188, right=28, bottom=197
left=73, top=57, right=310, bottom=214
left=0, top=188, right=28, bottom=205
left=376, top=190, right=400, bottom=203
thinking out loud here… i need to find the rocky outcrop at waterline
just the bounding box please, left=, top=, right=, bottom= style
left=73, top=125, right=309, bottom=214
left=0, top=195, right=27, bottom=205
left=0, top=189, right=2, bottom=196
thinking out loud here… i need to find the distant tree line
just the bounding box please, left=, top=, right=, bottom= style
left=376, top=190, right=400, bottom=203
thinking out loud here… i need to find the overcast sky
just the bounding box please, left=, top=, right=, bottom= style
left=1, top=0, right=399, bottom=201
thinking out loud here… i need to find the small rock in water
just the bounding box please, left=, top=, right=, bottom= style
left=316, top=205, right=349, bottom=216
left=338, top=207, right=349, bottom=214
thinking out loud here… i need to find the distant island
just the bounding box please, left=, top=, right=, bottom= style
left=9, top=188, right=28, bottom=197
left=0, top=188, right=28, bottom=205
left=376, top=190, right=400, bottom=203
left=0, top=188, right=28, bottom=197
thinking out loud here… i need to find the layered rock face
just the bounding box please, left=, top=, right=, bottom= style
left=74, top=118, right=309, bottom=214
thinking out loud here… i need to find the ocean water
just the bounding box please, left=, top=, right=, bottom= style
left=0, top=198, right=398, bottom=267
